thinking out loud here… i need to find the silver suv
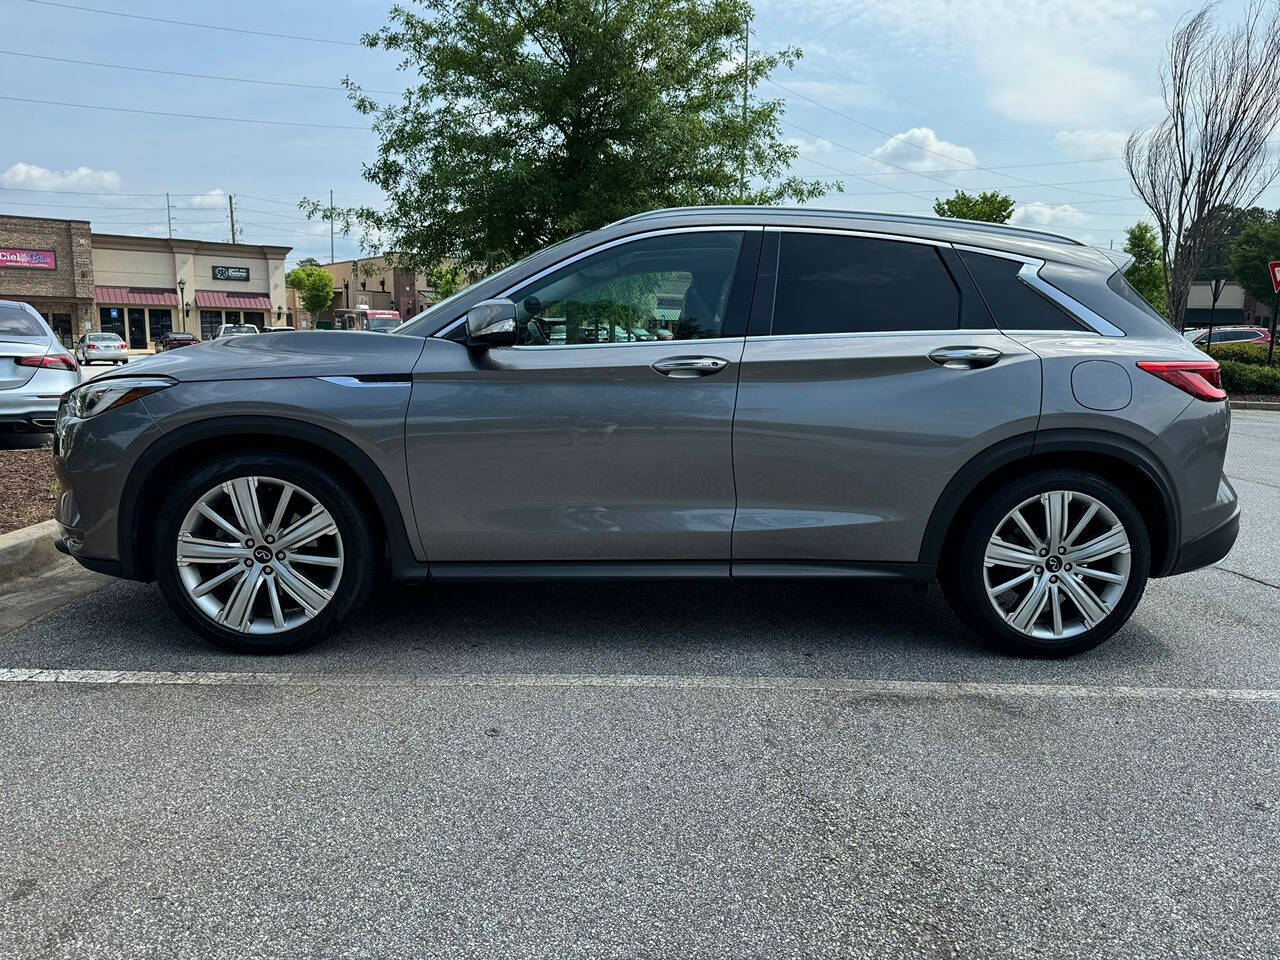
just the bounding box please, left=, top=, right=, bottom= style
left=52, top=207, right=1239, bottom=656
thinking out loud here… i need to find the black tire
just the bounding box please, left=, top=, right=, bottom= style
left=153, top=451, right=377, bottom=654
left=940, top=469, right=1150, bottom=658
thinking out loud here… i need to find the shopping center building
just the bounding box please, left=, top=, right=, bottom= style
left=0, top=214, right=291, bottom=348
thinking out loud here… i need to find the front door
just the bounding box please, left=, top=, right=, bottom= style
left=406, top=229, right=760, bottom=564
left=732, top=229, right=1042, bottom=565
left=127, top=308, right=147, bottom=350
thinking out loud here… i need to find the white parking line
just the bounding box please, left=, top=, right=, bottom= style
left=1, top=668, right=1279, bottom=702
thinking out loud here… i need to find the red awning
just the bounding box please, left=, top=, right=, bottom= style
left=195, top=290, right=273, bottom=310
left=94, top=286, right=178, bottom=306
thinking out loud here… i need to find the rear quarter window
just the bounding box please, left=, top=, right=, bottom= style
left=959, top=252, right=1085, bottom=331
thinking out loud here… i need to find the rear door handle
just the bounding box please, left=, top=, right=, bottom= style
left=651, top=356, right=730, bottom=378
left=928, top=346, right=1002, bottom=369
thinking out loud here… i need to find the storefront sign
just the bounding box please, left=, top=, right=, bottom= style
left=0, top=248, right=56, bottom=270
left=212, top=265, right=250, bottom=281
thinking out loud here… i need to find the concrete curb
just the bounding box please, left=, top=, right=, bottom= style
left=1232, top=400, right=1280, bottom=411
left=0, top=519, right=62, bottom=583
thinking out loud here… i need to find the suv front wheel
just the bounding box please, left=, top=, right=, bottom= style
left=153, top=452, right=376, bottom=654
left=942, top=470, right=1151, bottom=657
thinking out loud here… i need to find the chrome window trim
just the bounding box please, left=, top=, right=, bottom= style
left=435, top=225, right=764, bottom=340
left=952, top=242, right=1126, bottom=338
left=745, top=328, right=1002, bottom=343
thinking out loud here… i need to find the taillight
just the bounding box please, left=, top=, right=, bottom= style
left=87, top=343, right=97, bottom=350
left=16, top=354, right=78, bottom=372
left=1136, top=360, right=1226, bottom=402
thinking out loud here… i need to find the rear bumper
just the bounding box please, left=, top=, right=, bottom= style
left=1167, top=507, right=1240, bottom=576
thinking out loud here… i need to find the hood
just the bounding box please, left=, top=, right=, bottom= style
left=99, top=331, right=427, bottom=383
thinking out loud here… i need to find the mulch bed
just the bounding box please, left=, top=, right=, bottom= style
left=0, top=440, right=57, bottom=536
left=1231, top=393, right=1280, bottom=404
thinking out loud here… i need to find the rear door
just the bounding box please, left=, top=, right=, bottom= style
left=731, top=228, right=1041, bottom=565
left=406, top=228, right=760, bottom=564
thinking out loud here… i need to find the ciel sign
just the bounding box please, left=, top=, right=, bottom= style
left=0, top=248, right=56, bottom=270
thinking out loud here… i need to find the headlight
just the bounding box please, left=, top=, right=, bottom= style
left=64, top=376, right=175, bottom=419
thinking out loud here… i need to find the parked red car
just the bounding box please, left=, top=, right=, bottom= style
left=155, top=331, right=201, bottom=352
left=1185, top=325, right=1272, bottom=347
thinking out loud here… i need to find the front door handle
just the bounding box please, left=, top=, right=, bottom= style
left=651, top=356, right=730, bottom=378
left=928, top=346, right=1003, bottom=369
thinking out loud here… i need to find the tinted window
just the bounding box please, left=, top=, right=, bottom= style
left=961, top=252, right=1085, bottom=331
left=0, top=305, right=45, bottom=337
left=88, top=333, right=122, bottom=343
left=513, top=231, right=743, bottom=345
left=771, top=233, right=959, bottom=335
left=1107, top=270, right=1168, bottom=325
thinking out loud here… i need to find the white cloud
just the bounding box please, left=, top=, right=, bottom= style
left=796, top=0, right=1166, bottom=129
left=188, top=189, right=228, bottom=209
left=1010, top=202, right=1089, bottom=227
left=870, top=127, right=977, bottom=172
left=1054, top=129, right=1131, bottom=158
left=786, top=136, right=835, bottom=155
left=0, top=162, right=121, bottom=192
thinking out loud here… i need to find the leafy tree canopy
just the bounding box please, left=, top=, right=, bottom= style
left=303, top=0, right=830, bottom=273
left=1227, top=212, right=1280, bottom=305
left=286, top=265, right=336, bottom=317
left=1123, top=221, right=1168, bottom=317
left=932, top=190, right=1015, bottom=224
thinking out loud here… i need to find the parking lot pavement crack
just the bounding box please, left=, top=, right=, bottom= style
left=1211, top=564, right=1280, bottom=591
left=1227, top=474, right=1280, bottom=492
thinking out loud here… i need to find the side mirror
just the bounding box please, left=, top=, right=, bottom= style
left=466, top=298, right=518, bottom=348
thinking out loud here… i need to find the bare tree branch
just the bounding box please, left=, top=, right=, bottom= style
left=1126, top=1, right=1280, bottom=330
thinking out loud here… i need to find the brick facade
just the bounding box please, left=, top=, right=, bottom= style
left=0, top=214, right=95, bottom=344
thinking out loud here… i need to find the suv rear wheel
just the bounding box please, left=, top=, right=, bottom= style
left=153, top=452, right=376, bottom=654
left=942, top=470, right=1150, bottom=657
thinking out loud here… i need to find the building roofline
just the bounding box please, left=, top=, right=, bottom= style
left=0, top=212, right=92, bottom=226
left=91, top=232, right=291, bottom=258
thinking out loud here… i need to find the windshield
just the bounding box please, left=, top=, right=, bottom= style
left=393, top=234, right=586, bottom=336
left=221, top=325, right=259, bottom=335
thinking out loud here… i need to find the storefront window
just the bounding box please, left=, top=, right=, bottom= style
left=200, top=310, right=222, bottom=340
left=99, top=306, right=125, bottom=338
left=149, top=309, right=173, bottom=340
left=244, top=311, right=265, bottom=329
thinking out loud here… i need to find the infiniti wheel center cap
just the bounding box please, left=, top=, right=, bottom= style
left=253, top=547, right=273, bottom=564
left=1045, top=556, right=1062, bottom=572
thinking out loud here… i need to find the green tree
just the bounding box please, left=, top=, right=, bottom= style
left=425, top=263, right=467, bottom=300
left=1227, top=213, right=1280, bottom=362
left=303, top=0, right=829, bottom=272
left=286, top=265, right=336, bottom=317
left=932, top=190, right=1015, bottom=224
left=1122, top=222, right=1168, bottom=318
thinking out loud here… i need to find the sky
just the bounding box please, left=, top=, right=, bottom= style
left=1, top=0, right=1276, bottom=267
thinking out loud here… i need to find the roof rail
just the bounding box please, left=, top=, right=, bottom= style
left=610, top=205, right=1085, bottom=247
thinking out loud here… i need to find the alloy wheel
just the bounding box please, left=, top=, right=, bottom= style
left=175, top=476, right=344, bottom=634
left=982, top=490, right=1131, bottom=640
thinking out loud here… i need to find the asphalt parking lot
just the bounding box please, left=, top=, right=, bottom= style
left=1, top=411, right=1278, bottom=959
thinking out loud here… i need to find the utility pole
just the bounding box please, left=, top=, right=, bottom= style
left=228, top=193, right=238, bottom=244
left=166, top=193, right=173, bottom=239
left=329, top=189, right=335, bottom=264
left=740, top=21, right=749, bottom=202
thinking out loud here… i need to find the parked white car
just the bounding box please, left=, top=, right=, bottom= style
left=1, top=299, right=82, bottom=433
left=75, top=332, right=130, bottom=365
left=212, top=324, right=260, bottom=340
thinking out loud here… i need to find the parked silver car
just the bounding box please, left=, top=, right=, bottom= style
left=74, top=331, right=130, bottom=365
left=0, top=300, right=81, bottom=433
left=52, top=208, right=1239, bottom=656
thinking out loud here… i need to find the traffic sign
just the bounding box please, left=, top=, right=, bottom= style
left=1270, top=260, right=1280, bottom=294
